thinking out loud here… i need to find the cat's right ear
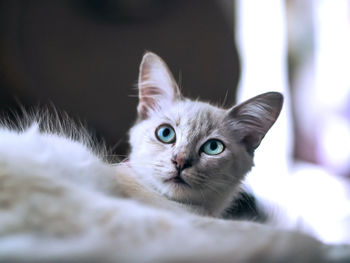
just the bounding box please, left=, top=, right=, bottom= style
left=226, top=92, right=283, bottom=154
left=137, top=52, right=182, bottom=119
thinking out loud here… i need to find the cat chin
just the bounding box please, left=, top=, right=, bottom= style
left=158, top=180, right=194, bottom=202
left=129, top=165, right=191, bottom=201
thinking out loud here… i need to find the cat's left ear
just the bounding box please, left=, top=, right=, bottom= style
left=226, top=92, right=283, bottom=154
left=137, top=52, right=182, bottom=119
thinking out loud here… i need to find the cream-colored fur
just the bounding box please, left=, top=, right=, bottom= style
left=0, top=124, right=349, bottom=262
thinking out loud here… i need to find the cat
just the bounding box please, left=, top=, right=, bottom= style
left=129, top=53, right=350, bottom=246
left=128, top=52, right=283, bottom=217
left=0, top=53, right=349, bottom=262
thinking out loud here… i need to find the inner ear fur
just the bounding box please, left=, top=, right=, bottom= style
left=137, top=52, right=182, bottom=119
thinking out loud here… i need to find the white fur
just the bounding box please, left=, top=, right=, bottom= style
left=0, top=124, right=349, bottom=262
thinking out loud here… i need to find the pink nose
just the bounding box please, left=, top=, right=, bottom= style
left=172, top=154, right=192, bottom=171
left=175, top=154, right=185, bottom=168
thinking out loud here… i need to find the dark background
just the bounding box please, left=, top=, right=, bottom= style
left=0, top=0, right=240, bottom=154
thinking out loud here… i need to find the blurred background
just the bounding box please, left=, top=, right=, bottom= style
left=0, top=0, right=239, bottom=154
left=0, top=0, right=349, bottom=181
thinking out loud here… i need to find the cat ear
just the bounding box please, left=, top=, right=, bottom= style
left=226, top=92, right=283, bottom=154
left=137, top=52, right=182, bottom=119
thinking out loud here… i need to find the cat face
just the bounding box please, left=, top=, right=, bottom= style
left=128, top=52, right=283, bottom=215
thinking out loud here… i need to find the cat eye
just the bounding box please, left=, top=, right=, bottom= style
left=155, top=124, right=176, bottom=144
left=201, top=139, right=225, bottom=155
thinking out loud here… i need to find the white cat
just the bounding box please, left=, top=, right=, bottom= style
left=129, top=52, right=282, bottom=217
left=0, top=53, right=349, bottom=262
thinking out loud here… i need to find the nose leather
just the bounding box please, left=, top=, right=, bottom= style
left=172, top=154, right=192, bottom=171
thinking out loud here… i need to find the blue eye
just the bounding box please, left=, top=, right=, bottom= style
left=202, top=139, right=225, bottom=155
left=156, top=125, right=176, bottom=144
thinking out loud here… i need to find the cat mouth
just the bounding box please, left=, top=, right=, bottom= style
left=163, top=174, right=191, bottom=187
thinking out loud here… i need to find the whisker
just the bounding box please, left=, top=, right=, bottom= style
left=221, top=89, right=229, bottom=108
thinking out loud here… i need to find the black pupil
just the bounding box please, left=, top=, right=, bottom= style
left=210, top=141, right=218, bottom=150
left=162, top=128, right=170, bottom=137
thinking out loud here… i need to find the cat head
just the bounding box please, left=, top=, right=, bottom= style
left=129, top=52, right=283, bottom=215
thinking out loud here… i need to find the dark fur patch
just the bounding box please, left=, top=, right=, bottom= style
left=222, top=191, right=267, bottom=223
